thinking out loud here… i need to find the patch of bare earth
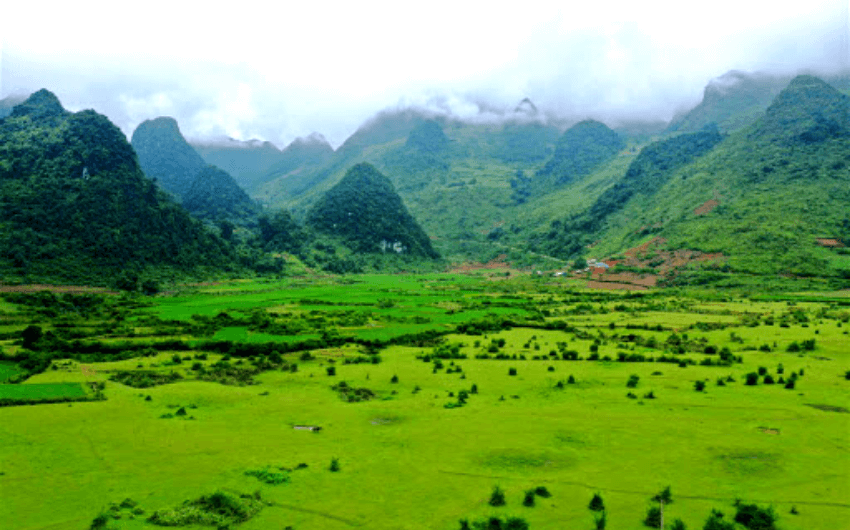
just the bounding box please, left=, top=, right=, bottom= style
left=448, top=254, right=509, bottom=273
left=816, top=238, right=844, bottom=248
left=578, top=237, right=726, bottom=291
left=694, top=199, right=720, bottom=216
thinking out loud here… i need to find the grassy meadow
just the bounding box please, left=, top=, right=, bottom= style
left=0, top=273, right=848, bottom=530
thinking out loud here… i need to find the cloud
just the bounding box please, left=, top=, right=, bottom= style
left=2, top=0, right=846, bottom=148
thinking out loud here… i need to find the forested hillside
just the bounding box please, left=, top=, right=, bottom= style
left=132, top=117, right=257, bottom=223
left=0, top=90, right=237, bottom=284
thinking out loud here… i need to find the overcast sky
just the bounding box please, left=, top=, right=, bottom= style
left=2, top=0, right=848, bottom=148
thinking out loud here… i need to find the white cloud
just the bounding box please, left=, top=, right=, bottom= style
left=2, top=0, right=847, bottom=147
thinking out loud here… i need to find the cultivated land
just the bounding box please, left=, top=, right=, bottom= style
left=1, top=274, right=848, bottom=530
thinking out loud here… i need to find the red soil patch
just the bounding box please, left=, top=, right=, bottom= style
left=816, top=238, right=844, bottom=248
left=0, top=284, right=118, bottom=295
left=449, top=254, right=509, bottom=273
left=624, top=237, right=666, bottom=258
left=694, top=199, right=720, bottom=216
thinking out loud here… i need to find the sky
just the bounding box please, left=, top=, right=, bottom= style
left=2, top=0, right=848, bottom=149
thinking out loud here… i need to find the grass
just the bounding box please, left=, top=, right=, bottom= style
left=0, top=274, right=847, bottom=530
left=0, top=382, right=87, bottom=401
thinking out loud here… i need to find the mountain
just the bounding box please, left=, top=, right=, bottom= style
left=753, top=74, right=850, bottom=144
left=537, top=128, right=724, bottom=258
left=131, top=117, right=208, bottom=199
left=305, top=163, right=439, bottom=258
left=537, top=120, right=625, bottom=185
left=668, top=70, right=850, bottom=135
left=192, top=138, right=288, bottom=193
left=251, top=133, right=334, bottom=195
left=183, top=165, right=259, bottom=221
left=539, top=75, right=849, bottom=279
left=405, top=120, right=449, bottom=154
left=0, top=94, right=27, bottom=119
left=132, top=117, right=257, bottom=222
left=0, top=90, right=236, bottom=283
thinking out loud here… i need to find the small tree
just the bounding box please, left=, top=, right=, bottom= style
left=745, top=372, right=759, bottom=385
left=390, top=374, right=399, bottom=383
left=694, top=380, right=706, bottom=391
left=508, top=367, right=517, bottom=376
left=329, top=458, right=340, bottom=472
left=489, top=486, right=506, bottom=506
left=644, top=506, right=662, bottom=528
left=589, top=492, right=605, bottom=511
left=326, top=366, right=336, bottom=376
left=653, top=486, right=672, bottom=504
left=627, top=375, right=640, bottom=388
left=523, top=489, right=536, bottom=507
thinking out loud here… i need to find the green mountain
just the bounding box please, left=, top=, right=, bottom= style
left=132, top=117, right=257, bottom=222
left=192, top=138, right=289, bottom=193
left=0, top=89, right=236, bottom=283
left=544, top=75, right=849, bottom=279
left=0, top=94, right=26, bottom=119
left=536, top=128, right=723, bottom=257
left=131, top=117, right=208, bottom=199
left=305, top=163, right=439, bottom=258
left=537, top=120, right=625, bottom=186
left=183, top=165, right=259, bottom=221
left=668, top=70, right=850, bottom=135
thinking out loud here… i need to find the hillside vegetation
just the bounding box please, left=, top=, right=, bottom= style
left=0, top=90, right=237, bottom=284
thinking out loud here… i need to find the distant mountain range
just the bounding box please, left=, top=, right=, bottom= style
left=1, top=69, right=847, bottom=284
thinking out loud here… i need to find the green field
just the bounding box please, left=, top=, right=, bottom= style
left=0, top=382, right=86, bottom=400
left=0, top=274, right=848, bottom=530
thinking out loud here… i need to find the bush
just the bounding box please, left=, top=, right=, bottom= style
left=703, top=509, right=735, bottom=530
left=523, top=490, right=535, bottom=507
left=508, top=367, right=517, bottom=376
left=326, top=366, right=336, bottom=376
left=670, top=518, right=687, bottom=530
left=489, top=486, right=506, bottom=506
left=644, top=506, right=662, bottom=528
left=763, top=375, right=775, bottom=385
left=734, top=503, right=777, bottom=530
left=534, top=486, right=551, bottom=498
left=694, top=380, right=706, bottom=391
left=390, top=374, right=399, bottom=383
left=627, top=374, right=640, bottom=388
left=757, top=366, right=767, bottom=376
left=329, top=458, right=340, bottom=472
left=589, top=492, right=605, bottom=511
left=745, top=372, right=759, bottom=385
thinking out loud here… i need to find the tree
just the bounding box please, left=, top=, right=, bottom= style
left=694, top=380, right=706, bottom=391
left=670, top=518, right=687, bottom=530
left=653, top=486, right=672, bottom=504
left=489, top=486, right=506, bottom=506
left=573, top=257, right=588, bottom=270
left=589, top=493, right=605, bottom=511
left=21, top=325, right=43, bottom=349
left=329, top=458, right=340, bottom=472
left=644, top=506, right=662, bottom=528
left=523, top=490, right=535, bottom=507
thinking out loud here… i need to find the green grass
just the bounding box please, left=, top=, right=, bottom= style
left=0, top=275, right=847, bottom=530
left=0, top=361, right=24, bottom=382
left=0, top=382, right=86, bottom=401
